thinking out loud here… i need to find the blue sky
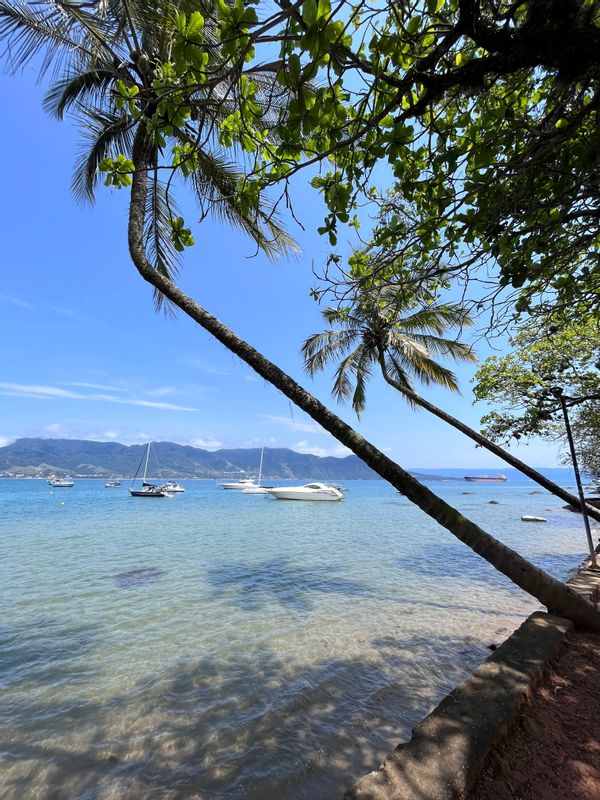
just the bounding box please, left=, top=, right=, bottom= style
left=0, top=67, right=561, bottom=468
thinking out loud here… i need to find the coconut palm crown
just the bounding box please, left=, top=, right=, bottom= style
left=0, top=0, right=298, bottom=305
left=303, top=288, right=477, bottom=416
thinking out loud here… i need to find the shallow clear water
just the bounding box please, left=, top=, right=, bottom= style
left=0, top=474, right=593, bottom=799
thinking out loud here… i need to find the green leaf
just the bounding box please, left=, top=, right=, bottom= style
left=316, top=0, right=331, bottom=21
left=187, top=11, right=204, bottom=37
left=302, top=0, right=318, bottom=25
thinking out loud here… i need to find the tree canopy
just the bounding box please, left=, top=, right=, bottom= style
left=3, top=0, right=599, bottom=322
left=474, top=318, right=600, bottom=476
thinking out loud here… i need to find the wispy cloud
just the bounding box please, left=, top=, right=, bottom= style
left=181, top=357, right=232, bottom=376
left=0, top=383, right=199, bottom=412
left=47, top=304, right=77, bottom=318
left=85, top=429, right=119, bottom=441
left=67, top=381, right=128, bottom=392
left=259, top=413, right=325, bottom=434
left=0, top=293, right=34, bottom=310
left=292, top=440, right=352, bottom=458
left=0, top=435, right=14, bottom=447
left=146, top=386, right=177, bottom=397
left=190, top=437, right=224, bottom=450
left=45, top=422, right=65, bottom=435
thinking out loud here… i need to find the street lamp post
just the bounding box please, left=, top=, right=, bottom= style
left=552, top=387, right=599, bottom=569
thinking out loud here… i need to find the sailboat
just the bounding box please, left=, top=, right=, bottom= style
left=129, top=442, right=166, bottom=497
left=242, top=448, right=269, bottom=494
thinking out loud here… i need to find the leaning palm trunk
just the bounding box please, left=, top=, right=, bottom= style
left=129, top=127, right=600, bottom=629
left=375, top=351, right=600, bottom=523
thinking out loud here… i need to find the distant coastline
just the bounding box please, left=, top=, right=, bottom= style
left=0, top=437, right=574, bottom=483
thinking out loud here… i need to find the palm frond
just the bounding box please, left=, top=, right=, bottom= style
left=71, top=107, right=134, bottom=203
left=183, top=145, right=299, bottom=260
left=332, top=346, right=365, bottom=406
left=0, top=1, right=113, bottom=77
left=145, top=169, right=182, bottom=313
left=383, top=353, right=418, bottom=405
left=302, top=329, right=360, bottom=375
left=396, top=303, right=474, bottom=335
left=389, top=344, right=460, bottom=392
left=44, top=66, right=117, bottom=118
left=321, top=306, right=357, bottom=327
left=351, top=348, right=374, bottom=416
left=399, top=333, right=477, bottom=363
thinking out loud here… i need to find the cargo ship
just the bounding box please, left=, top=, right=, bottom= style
left=464, top=474, right=507, bottom=482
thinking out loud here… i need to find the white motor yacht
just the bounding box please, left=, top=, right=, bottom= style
left=160, top=481, right=185, bottom=493
left=266, top=482, right=344, bottom=502
left=220, top=478, right=258, bottom=490
left=50, top=477, right=74, bottom=488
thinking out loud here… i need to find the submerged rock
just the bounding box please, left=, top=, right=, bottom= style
left=115, top=567, right=166, bottom=588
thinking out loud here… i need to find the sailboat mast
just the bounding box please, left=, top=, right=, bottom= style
left=143, top=442, right=151, bottom=482
left=258, top=447, right=264, bottom=486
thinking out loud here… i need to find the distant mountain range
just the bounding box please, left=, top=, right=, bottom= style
left=0, top=438, right=384, bottom=480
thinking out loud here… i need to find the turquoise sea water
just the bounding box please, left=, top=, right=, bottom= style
left=0, top=472, right=594, bottom=799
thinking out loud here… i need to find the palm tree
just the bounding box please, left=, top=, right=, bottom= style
left=0, top=0, right=297, bottom=308
left=2, top=1, right=599, bottom=627
left=303, top=286, right=600, bottom=522
left=303, top=291, right=477, bottom=416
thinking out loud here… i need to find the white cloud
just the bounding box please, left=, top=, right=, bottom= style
left=259, top=413, right=325, bottom=434
left=146, top=386, right=177, bottom=397
left=0, top=383, right=199, bottom=412
left=181, top=357, right=231, bottom=376
left=45, top=423, right=65, bottom=434
left=85, top=429, right=119, bottom=441
left=292, top=440, right=352, bottom=458
left=0, top=435, right=14, bottom=447
left=67, top=381, right=127, bottom=392
left=0, top=384, right=81, bottom=399
left=0, top=294, right=33, bottom=310
left=190, top=437, right=224, bottom=450
left=47, top=304, right=77, bottom=317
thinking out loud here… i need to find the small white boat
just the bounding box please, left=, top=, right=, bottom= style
left=266, top=482, right=344, bottom=502
left=50, top=477, right=74, bottom=488
left=105, top=480, right=122, bottom=488
left=220, top=478, right=258, bottom=490
left=242, top=448, right=269, bottom=494
left=159, top=481, right=185, bottom=493
left=521, top=515, right=547, bottom=522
